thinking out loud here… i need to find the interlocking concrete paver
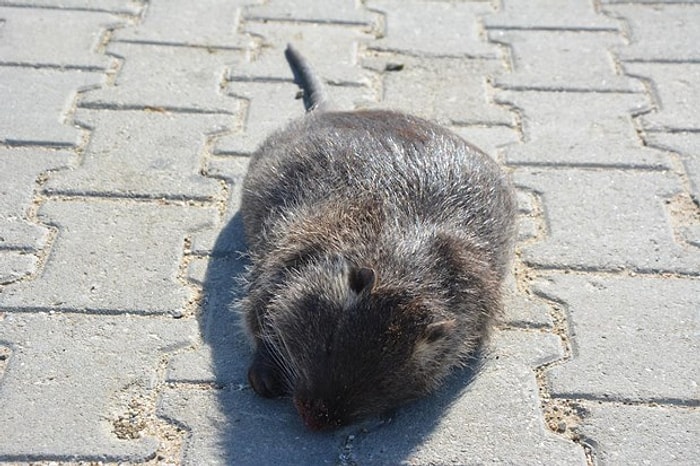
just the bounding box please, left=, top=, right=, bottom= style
left=0, top=312, right=196, bottom=461
left=0, top=67, right=102, bottom=146
left=484, top=0, right=619, bottom=31
left=646, top=131, right=700, bottom=204
left=497, top=90, right=668, bottom=167
left=579, top=403, right=699, bottom=465
left=190, top=157, right=249, bottom=253
left=602, top=0, right=690, bottom=3
left=581, top=403, right=700, bottom=465
left=535, top=273, right=699, bottom=401
left=214, top=82, right=312, bottom=157
left=215, top=81, right=370, bottom=155
left=623, top=62, right=700, bottom=132
left=245, top=0, right=376, bottom=26
left=80, top=42, right=241, bottom=113
left=168, top=254, right=248, bottom=385
left=607, top=3, right=700, bottom=61
left=0, top=0, right=143, bottom=14
left=369, top=55, right=513, bottom=126
left=0, top=147, right=72, bottom=251
left=44, top=109, right=228, bottom=200
left=515, top=168, right=700, bottom=274
left=368, top=0, right=498, bottom=58
left=0, top=7, right=118, bottom=69
left=490, top=30, right=643, bottom=92
left=502, top=273, right=553, bottom=328
left=230, top=21, right=372, bottom=86
left=0, top=252, right=36, bottom=285
left=512, top=189, right=542, bottom=243
left=159, top=387, right=342, bottom=466
left=453, top=126, right=520, bottom=162
left=115, top=0, right=250, bottom=48
left=0, top=199, right=216, bottom=313
left=0, top=147, right=72, bottom=283
left=349, top=331, right=585, bottom=464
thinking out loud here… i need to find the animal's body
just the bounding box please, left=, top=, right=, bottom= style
left=240, top=45, right=516, bottom=430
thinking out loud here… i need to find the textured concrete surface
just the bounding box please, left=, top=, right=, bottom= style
left=0, top=0, right=698, bottom=465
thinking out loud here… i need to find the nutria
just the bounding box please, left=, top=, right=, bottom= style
left=239, top=44, right=516, bottom=430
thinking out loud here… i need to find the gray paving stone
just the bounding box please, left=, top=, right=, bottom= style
left=368, top=0, right=499, bottom=58
left=603, top=0, right=693, bottom=3
left=490, top=30, right=644, bottom=92
left=0, top=7, right=118, bottom=69
left=624, top=62, right=700, bottom=132
left=516, top=216, right=539, bottom=242
left=514, top=168, right=700, bottom=274
left=645, top=131, right=700, bottom=204
left=215, top=81, right=369, bottom=156
left=350, top=331, right=584, bottom=464
left=607, top=3, right=700, bottom=61
left=230, top=22, right=372, bottom=86
left=0, top=218, right=52, bottom=254
left=579, top=403, right=699, bottom=465
left=0, top=0, right=143, bottom=14
left=204, top=154, right=250, bottom=187
left=190, top=157, right=249, bottom=254
left=0, top=147, right=72, bottom=283
left=214, top=82, right=308, bottom=156
left=159, top=386, right=342, bottom=465
left=534, top=273, right=699, bottom=401
left=0, top=147, right=73, bottom=251
left=0, top=199, right=216, bottom=313
left=497, top=91, right=669, bottom=168
left=160, top=330, right=583, bottom=465
left=0, top=311, right=197, bottom=461
left=490, top=328, right=566, bottom=368
left=115, top=0, right=250, bottom=48
left=453, top=125, right=520, bottom=160
left=0, top=251, right=36, bottom=284
left=80, top=42, right=241, bottom=113
left=245, top=0, right=376, bottom=26
left=0, top=0, right=145, bottom=15
left=44, top=109, right=228, bottom=200
left=0, top=67, right=103, bottom=147
left=514, top=190, right=541, bottom=245
left=484, top=0, right=620, bottom=31
left=502, top=273, right=554, bottom=328
left=516, top=189, right=537, bottom=214
left=172, top=260, right=246, bottom=385
left=370, top=54, right=513, bottom=126
left=168, top=254, right=249, bottom=385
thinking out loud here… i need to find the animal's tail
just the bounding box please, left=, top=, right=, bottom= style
left=285, top=43, right=330, bottom=112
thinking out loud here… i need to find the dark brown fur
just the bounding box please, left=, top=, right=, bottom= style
left=239, top=48, right=516, bottom=430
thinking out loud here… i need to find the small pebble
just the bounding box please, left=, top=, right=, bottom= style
left=385, top=62, right=404, bottom=72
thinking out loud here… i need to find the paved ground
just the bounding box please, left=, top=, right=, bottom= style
left=0, top=0, right=698, bottom=465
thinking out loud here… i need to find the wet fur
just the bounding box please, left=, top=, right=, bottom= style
left=240, top=47, right=516, bottom=430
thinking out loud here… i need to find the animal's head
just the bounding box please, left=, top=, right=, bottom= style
left=257, top=255, right=461, bottom=430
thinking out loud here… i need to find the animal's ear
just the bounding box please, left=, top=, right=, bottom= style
left=413, top=319, right=457, bottom=362
left=348, top=267, right=376, bottom=294
left=423, top=319, right=457, bottom=343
